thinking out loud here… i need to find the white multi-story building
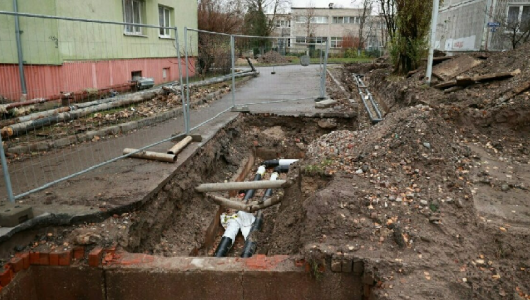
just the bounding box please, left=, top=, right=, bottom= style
left=268, top=6, right=387, bottom=54
left=435, top=0, right=530, bottom=52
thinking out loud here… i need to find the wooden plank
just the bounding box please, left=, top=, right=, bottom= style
left=434, top=80, right=457, bottom=89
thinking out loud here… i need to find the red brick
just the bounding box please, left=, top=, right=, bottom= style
left=15, top=253, right=30, bottom=269
left=104, top=243, right=117, bottom=255
left=49, top=252, right=59, bottom=266
left=8, top=257, right=24, bottom=273
left=0, top=268, right=13, bottom=286
left=29, top=252, right=39, bottom=265
left=73, top=247, right=85, bottom=260
left=58, top=249, right=73, bottom=266
left=38, top=251, right=50, bottom=265
left=88, top=247, right=103, bottom=267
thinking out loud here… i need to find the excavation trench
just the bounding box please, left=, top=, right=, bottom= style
left=126, top=113, right=357, bottom=258
left=1, top=113, right=373, bottom=300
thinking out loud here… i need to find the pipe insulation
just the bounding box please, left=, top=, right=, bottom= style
left=214, top=166, right=263, bottom=258
left=195, top=180, right=289, bottom=193
left=241, top=172, right=279, bottom=258
left=261, top=159, right=299, bottom=168
left=167, top=136, right=192, bottom=155
left=243, top=165, right=266, bottom=202
left=122, top=148, right=176, bottom=163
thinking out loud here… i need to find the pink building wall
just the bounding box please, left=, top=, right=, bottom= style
left=0, top=57, right=196, bottom=101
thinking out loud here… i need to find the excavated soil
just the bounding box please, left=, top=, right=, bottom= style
left=316, top=44, right=530, bottom=299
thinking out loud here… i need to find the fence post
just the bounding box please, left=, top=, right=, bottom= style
left=230, top=35, right=236, bottom=108
left=318, top=38, right=330, bottom=100
left=0, top=134, right=15, bottom=203
left=174, top=27, right=188, bottom=134
left=184, top=27, right=191, bottom=134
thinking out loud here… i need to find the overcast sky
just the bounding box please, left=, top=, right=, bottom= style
left=289, top=0, right=379, bottom=12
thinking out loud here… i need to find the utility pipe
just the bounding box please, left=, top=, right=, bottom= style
left=426, top=0, right=440, bottom=85
left=261, top=159, right=299, bottom=168
left=207, top=192, right=283, bottom=213
left=241, top=172, right=279, bottom=258
left=13, top=0, right=27, bottom=96
left=122, top=148, right=176, bottom=163
left=243, top=166, right=265, bottom=202
left=167, top=136, right=192, bottom=155
left=214, top=166, right=264, bottom=257
left=195, top=180, right=289, bottom=193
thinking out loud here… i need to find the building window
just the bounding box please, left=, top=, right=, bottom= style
left=332, top=16, right=344, bottom=23
left=124, top=0, right=144, bottom=34
left=276, top=19, right=290, bottom=28
left=159, top=6, right=171, bottom=37
left=296, top=36, right=306, bottom=43
left=333, top=16, right=358, bottom=24
left=330, top=37, right=343, bottom=48
left=507, top=5, right=530, bottom=31
left=296, top=16, right=307, bottom=23
left=310, top=16, right=328, bottom=24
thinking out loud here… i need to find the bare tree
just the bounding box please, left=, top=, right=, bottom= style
left=358, top=0, right=373, bottom=55
left=197, top=0, right=244, bottom=77
left=264, top=0, right=291, bottom=35
left=378, top=0, right=397, bottom=40
left=493, top=6, right=530, bottom=49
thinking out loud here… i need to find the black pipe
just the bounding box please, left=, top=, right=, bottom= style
left=213, top=166, right=265, bottom=257
left=214, top=237, right=233, bottom=257
left=240, top=174, right=278, bottom=258
left=273, top=165, right=290, bottom=173
left=261, top=159, right=298, bottom=168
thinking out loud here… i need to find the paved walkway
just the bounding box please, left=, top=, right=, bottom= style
left=0, top=64, right=335, bottom=236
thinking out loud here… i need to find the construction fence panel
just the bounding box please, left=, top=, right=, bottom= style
left=183, top=28, right=236, bottom=132
left=230, top=35, right=329, bottom=112
left=0, top=12, right=189, bottom=200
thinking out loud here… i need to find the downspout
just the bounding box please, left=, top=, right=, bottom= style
left=13, top=0, right=27, bottom=97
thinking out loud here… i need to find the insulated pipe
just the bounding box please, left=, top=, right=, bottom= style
left=261, top=159, right=299, bottom=168
left=214, top=166, right=264, bottom=258
left=208, top=193, right=283, bottom=213
left=241, top=172, right=279, bottom=258
left=167, top=136, right=192, bottom=155
left=214, top=216, right=240, bottom=257
left=243, top=166, right=266, bottom=202
left=195, top=180, right=289, bottom=193
left=273, top=165, right=290, bottom=173
left=122, top=148, right=176, bottom=163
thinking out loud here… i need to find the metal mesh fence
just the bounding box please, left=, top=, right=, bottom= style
left=0, top=11, right=330, bottom=202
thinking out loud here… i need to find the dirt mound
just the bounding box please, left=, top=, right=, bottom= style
left=257, top=51, right=291, bottom=64
left=264, top=104, right=530, bottom=299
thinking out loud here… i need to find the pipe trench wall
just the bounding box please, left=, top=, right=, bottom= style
left=126, top=118, right=244, bottom=256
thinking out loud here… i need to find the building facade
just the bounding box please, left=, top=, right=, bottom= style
left=268, top=7, right=387, bottom=55
left=435, top=0, right=530, bottom=52
left=0, top=0, right=198, bottom=101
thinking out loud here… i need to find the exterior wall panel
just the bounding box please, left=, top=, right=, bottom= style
left=0, top=58, right=195, bottom=101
